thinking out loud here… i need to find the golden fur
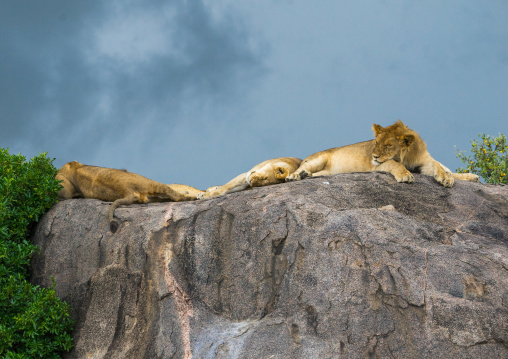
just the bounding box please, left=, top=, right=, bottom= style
left=56, top=161, right=198, bottom=231
left=198, top=157, right=302, bottom=199
left=286, top=120, right=479, bottom=187
left=165, top=183, right=205, bottom=198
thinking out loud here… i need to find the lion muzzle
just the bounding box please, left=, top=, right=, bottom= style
left=371, top=155, right=382, bottom=166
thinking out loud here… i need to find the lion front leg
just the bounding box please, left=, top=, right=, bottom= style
left=198, top=185, right=228, bottom=199
left=375, top=160, right=414, bottom=183
left=420, top=160, right=454, bottom=188
left=198, top=173, right=250, bottom=199
left=285, top=155, right=327, bottom=182
left=197, top=186, right=219, bottom=199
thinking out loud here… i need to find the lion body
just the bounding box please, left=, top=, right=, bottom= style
left=56, top=161, right=197, bottom=231
left=286, top=120, right=479, bottom=186
left=198, top=157, right=302, bottom=199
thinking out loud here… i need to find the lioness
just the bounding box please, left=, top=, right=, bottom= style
left=197, top=157, right=302, bottom=199
left=56, top=161, right=198, bottom=232
left=285, top=120, right=479, bottom=187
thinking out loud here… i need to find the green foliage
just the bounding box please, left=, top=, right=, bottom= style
left=0, top=148, right=74, bottom=358
left=456, top=133, right=508, bottom=184
left=0, top=149, right=60, bottom=243
left=0, top=276, right=74, bottom=358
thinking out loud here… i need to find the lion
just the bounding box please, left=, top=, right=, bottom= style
left=56, top=161, right=199, bottom=232
left=197, top=157, right=302, bottom=199
left=285, top=120, right=479, bottom=187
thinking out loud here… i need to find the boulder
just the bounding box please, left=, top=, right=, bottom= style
left=31, top=173, right=508, bottom=358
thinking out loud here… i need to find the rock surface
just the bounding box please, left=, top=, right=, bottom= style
left=31, top=173, right=508, bottom=358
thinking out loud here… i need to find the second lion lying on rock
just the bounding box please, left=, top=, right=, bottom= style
left=56, top=161, right=201, bottom=232
left=197, top=157, right=302, bottom=199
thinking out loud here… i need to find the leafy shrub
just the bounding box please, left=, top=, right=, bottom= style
left=0, top=148, right=74, bottom=358
left=456, top=133, right=508, bottom=184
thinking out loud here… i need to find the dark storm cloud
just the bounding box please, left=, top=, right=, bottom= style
left=0, top=1, right=265, bottom=157
left=3, top=0, right=505, bottom=190
left=0, top=2, right=102, bottom=140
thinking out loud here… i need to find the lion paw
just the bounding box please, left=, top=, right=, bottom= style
left=469, top=174, right=480, bottom=182
left=395, top=171, right=414, bottom=184
left=248, top=172, right=268, bottom=187
left=285, top=170, right=310, bottom=182
left=285, top=173, right=300, bottom=182
left=199, top=187, right=227, bottom=199
left=436, top=173, right=454, bottom=188
left=454, top=173, right=480, bottom=182
left=197, top=191, right=218, bottom=199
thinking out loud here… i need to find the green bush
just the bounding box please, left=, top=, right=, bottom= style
left=0, top=148, right=74, bottom=358
left=456, top=133, right=508, bottom=184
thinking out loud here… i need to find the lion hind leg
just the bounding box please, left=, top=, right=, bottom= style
left=436, top=161, right=479, bottom=182
left=286, top=155, right=327, bottom=182
left=163, top=185, right=196, bottom=202
left=451, top=173, right=480, bottom=182
left=56, top=175, right=81, bottom=199
left=166, top=184, right=205, bottom=199
left=145, top=184, right=196, bottom=202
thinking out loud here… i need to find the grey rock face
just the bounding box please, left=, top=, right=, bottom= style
left=31, top=173, right=508, bottom=358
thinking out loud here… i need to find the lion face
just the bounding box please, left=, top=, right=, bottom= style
left=371, top=121, right=415, bottom=166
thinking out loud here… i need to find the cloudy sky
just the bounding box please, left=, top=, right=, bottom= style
left=2, top=0, right=507, bottom=189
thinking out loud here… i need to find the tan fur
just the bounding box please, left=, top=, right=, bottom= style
left=56, top=161, right=197, bottom=231
left=166, top=183, right=205, bottom=198
left=197, top=157, right=302, bottom=199
left=286, top=120, right=479, bottom=187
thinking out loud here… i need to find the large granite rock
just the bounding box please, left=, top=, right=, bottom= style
left=30, top=173, right=508, bottom=358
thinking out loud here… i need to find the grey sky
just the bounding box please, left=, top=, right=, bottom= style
left=2, top=0, right=507, bottom=189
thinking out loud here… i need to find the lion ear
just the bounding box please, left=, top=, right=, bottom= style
left=274, top=167, right=289, bottom=180
left=372, top=124, right=384, bottom=136
left=400, top=135, right=415, bottom=147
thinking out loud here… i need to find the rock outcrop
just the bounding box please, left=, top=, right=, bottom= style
left=31, top=173, right=508, bottom=358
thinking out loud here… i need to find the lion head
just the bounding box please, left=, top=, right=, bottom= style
left=248, top=167, right=289, bottom=187
left=371, top=120, right=416, bottom=166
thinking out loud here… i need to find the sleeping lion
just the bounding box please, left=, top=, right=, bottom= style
left=56, top=161, right=200, bottom=232
left=285, top=120, right=479, bottom=187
